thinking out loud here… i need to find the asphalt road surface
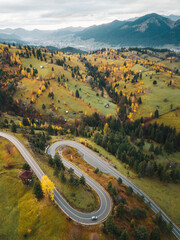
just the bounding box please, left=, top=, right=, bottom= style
left=48, top=140, right=180, bottom=239
left=0, top=132, right=111, bottom=225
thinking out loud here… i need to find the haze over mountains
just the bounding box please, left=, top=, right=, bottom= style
left=0, top=13, right=179, bottom=50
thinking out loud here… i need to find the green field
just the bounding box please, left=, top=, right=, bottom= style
left=0, top=137, right=69, bottom=240
left=14, top=77, right=96, bottom=119
left=18, top=55, right=117, bottom=118
left=151, top=109, right=180, bottom=132
left=137, top=72, right=180, bottom=116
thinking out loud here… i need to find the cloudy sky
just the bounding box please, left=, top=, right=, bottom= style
left=0, top=0, right=180, bottom=30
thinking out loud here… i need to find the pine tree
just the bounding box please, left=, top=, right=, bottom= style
left=53, top=164, right=59, bottom=177
left=75, top=89, right=80, bottom=98
left=42, top=104, right=46, bottom=110
left=149, top=143, right=154, bottom=152
left=33, top=182, right=43, bottom=200
left=130, top=218, right=135, bottom=228
left=150, top=227, right=161, bottom=240
left=61, top=172, right=66, bottom=183
left=134, top=225, right=148, bottom=240
left=126, top=186, right=133, bottom=195
left=118, top=177, right=122, bottom=185
left=117, top=203, right=124, bottom=218
left=154, top=146, right=160, bottom=155
left=155, top=110, right=159, bottom=118
left=11, top=123, right=17, bottom=133
left=138, top=97, right=142, bottom=104
left=48, top=155, right=54, bottom=167
left=119, top=231, right=130, bottom=240
left=107, top=181, right=112, bottom=191
left=22, top=163, right=30, bottom=170
left=80, top=175, right=86, bottom=185
left=105, top=215, right=115, bottom=234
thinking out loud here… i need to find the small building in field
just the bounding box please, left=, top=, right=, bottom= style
left=19, top=170, right=33, bottom=185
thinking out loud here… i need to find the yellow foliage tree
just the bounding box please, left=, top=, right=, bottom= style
left=38, top=89, right=42, bottom=95
left=31, top=69, right=34, bottom=76
left=104, top=123, right=110, bottom=135
left=41, top=175, right=55, bottom=200
left=80, top=138, right=84, bottom=144
left=21, top=69, right=25, bottom=75
left=19, top=121, right=23, bottom=128
left=41, top=85, right=46, bottom=91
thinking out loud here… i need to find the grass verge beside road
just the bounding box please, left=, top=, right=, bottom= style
left=75, top=137, right=180, bottom=226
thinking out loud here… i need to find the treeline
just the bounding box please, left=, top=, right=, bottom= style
left=72, top=113, right=180, bottom=183
left=124, top=120, right=180, bottom=153
left=0, top=78, right=19, bottom=113
left=81, top=57, right=106, bottom=90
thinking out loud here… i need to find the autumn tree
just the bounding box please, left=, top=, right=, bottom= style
left=41, top=175, right=55, bottom=200
left=104, top=123, right=110, bottom=136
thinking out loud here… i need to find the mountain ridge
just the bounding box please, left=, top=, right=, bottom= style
left=0, top=13, right=179, bottom=48
left=76, top=13, right=180, bottom=46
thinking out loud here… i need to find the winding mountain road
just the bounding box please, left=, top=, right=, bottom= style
left=0, top=132, right=111, bottom=225
left=1, top=132, right=180, bottom=239
left=48, top=140, right=180, bottom=240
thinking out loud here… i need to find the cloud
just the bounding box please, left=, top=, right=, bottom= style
left=0, top=0, right=179, bottom=29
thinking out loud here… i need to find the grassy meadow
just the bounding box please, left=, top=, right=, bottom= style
left=17, top=53, right=117, bottom=119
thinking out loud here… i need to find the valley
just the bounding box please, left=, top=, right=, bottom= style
left=0, top=42, right=180, bottom=240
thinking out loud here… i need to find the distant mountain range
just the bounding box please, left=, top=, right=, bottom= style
left=77, top=13, right=180, bottom=47
left=0, top=13, right=179, bottom=49
left=0, top=27, right=84, bottom=41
